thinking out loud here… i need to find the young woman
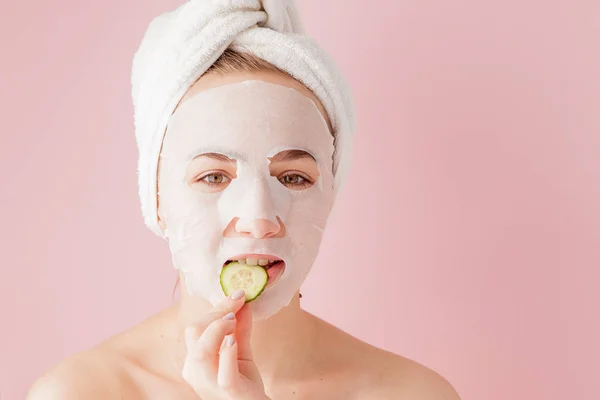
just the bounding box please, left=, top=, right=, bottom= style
left=28, top=1, right=460, bottom=399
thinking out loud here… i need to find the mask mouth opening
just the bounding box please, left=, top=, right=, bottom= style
left=222, top=257, right=286, bottom=288
left=224, top=256, right=282, bottom=269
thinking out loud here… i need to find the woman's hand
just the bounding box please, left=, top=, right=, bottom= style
left=182, top=289, right=271, bottom=400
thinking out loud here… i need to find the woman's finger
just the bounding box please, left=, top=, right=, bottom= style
left=217, top=334, right=240, bottom=390
left=235, top=303, right=254, bottom=361
left=191, top=291, right=246, bottom=331
left=234, top=304, right=265, bottom=385
left=197, top=313, right=237, bottom=361
left=183, top=327, right=216, bottom=389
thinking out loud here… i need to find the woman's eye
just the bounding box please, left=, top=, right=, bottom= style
left=197, top=172, right=230, bottom=187
left=279, top=173, right=313, bottom=189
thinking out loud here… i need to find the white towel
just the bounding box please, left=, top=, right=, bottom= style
left=131, top=0, right=356, bottom=237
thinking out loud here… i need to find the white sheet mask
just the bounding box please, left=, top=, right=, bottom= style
left=158, top=80, right=335, bottom=320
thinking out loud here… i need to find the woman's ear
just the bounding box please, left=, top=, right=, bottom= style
left=157, top=202, right=167, bottom=233
left=158, top=216, right=169, bottom=240
left=157, top=185, right=167, bottom=234
left=158, top=216, right=167, bottom=232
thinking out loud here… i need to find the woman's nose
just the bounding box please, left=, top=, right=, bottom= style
left=232, top=217, right=284, bottom=239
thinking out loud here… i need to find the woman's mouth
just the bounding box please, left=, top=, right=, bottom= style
left=223, top=256, right=286, bottom=289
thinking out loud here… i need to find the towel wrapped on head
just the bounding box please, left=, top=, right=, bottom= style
left=131, top=0, right=356, bottom=237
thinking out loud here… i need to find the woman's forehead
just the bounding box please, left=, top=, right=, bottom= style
left=175, top=70, right=332, bottom=132
left=163, top=80, right=333, bottom=162
left=170, top=79, right=324, bottom=124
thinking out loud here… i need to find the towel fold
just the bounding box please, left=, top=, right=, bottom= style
left=131, top=0, right=355, bottom=237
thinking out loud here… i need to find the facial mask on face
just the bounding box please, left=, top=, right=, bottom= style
left=158, top=80, right=335, bottom=320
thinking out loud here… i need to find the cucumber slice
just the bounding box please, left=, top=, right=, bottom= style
left=220, top=262, right=268, bottom=303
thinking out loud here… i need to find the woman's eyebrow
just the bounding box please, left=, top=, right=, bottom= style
left=193, top=152, right=237, bottom=163
left=270, top=149, right=316, bottom=162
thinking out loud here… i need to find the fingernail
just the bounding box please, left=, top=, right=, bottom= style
left=230, top=289, right=246, bottom=300
left=223, top=312, right=235, bottom=320
left=226, top=335, right=235, bottom=347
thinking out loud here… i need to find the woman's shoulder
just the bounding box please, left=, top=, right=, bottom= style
left=312, top=316, right=461, bottom=399
left=359, top=348, right=461, bottom=400
left=26, top=345, right=139, bottom=400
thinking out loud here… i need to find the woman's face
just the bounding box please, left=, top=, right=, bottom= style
left=157, top=71, right=335, bottom=320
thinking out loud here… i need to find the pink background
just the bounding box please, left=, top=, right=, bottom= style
left=1, top=1, right=599, bottom=399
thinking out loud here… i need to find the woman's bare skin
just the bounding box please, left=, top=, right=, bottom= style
left=28, top=279, right=459, bottom=399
